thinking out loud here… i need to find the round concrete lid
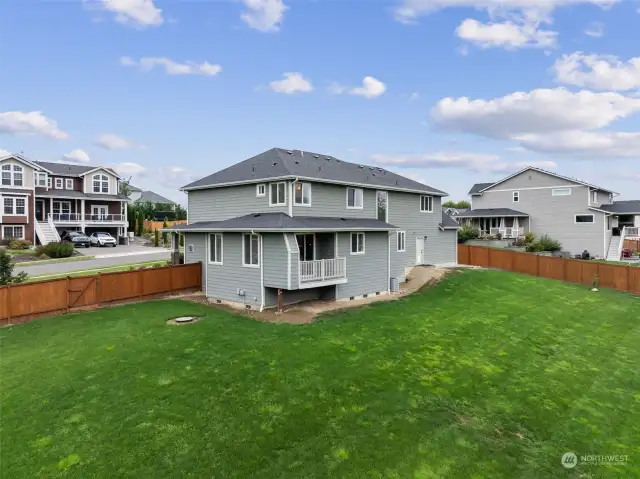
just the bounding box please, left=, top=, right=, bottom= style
left=174, top=316, right=196, bottom=323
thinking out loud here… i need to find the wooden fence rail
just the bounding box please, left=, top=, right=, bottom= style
left=0, top=263, right=202, bottom=326
left=144, top=220, right=187, bottom=231
left=458, top=245, right=640, bottom=294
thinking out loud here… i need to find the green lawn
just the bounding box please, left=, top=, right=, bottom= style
left=27, top=260, right=170, bottom=282
left=1, top=270, right=639, bottom=478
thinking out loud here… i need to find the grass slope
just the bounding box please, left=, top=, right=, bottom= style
left=1, top=270, right=639, bottom=478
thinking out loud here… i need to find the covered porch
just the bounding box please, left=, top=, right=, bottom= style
left=294, top=232, right=347, bottom=286
left=456, top=208, right=530, bottom=239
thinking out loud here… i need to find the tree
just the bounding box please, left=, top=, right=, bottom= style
left=0, top=249, right=27, bottom=285
left=175, top=204, right=187, bottom=221
left=162, top=217, right=169, bottom=246
left=137, top=212, right=144, bottom=237
left=154, top=229, right=159, bottom=247
left=119, top=178, right=133, bottom=198
left=127, top=204, right=136, bottom=232
left=443, top=200, right=471, bottom=209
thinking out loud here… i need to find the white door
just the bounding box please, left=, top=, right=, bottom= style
left=416, top=237, right=424, bottom=265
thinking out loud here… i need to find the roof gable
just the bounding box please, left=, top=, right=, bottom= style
left=135, top=190, right=176, bottom=205
left=182, top=148, right=448, bottom=196
left=477, top=167, right=615, bottom=194
left=1, top=153, right=48, bottom=172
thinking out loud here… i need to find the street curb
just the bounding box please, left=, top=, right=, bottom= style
left=94, top=249, right=171, bottom=259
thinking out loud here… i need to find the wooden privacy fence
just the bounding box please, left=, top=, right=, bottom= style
left=0, top=263, right=202, bottom=326
left=144, top=220, right=187, bottom=231
left=458, top=245, right=640, bottom=294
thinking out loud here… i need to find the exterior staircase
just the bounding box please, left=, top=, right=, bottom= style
left=606, top=235, right=622, bottom=261
left=36, top=220, right=60, bottom=245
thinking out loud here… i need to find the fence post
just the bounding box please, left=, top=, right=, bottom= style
left=169, top=266, right=173, bottom=293
left=66, top=276, right=70, bottom=312
left=7, top=284, right=12, bottom=324
left=96, top=273, right=102, bottom=303
left=139, top=269, right=144, bottom=300
left=627, top=265, right=631, bottom=292
left=536, top=254, right=540, bottom=277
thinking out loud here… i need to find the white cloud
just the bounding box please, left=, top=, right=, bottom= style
left=350, top=77, right=387, bottom=99
left=0, top=148, right=10, bottom=157
left=120, top=56, right=222, bottom=76
left=394, top=0, right=619, bottom=24
left=96, top=133, right=142, bottom=150
left=269, top=72, right=313, bottom=94
left=113, top=162, right=147, bottom=176
left=456, top=18, right=557, bottom=49
left=371, top=151, right=557, bottom=173
left=517, top=130, right=640, bottom=157
left=584, top=21, right=604, bottom=37
left=553, top=52, right=640, bottom=91
left=431, top=88, right=640, bottom=139
left=63, top=149, right=91, bottom=164
left=327, top=82, right=348, bottom=95
left=241, top=0, right=288, bottom=32
left=99, top=0, right=163, bottom=27
left=0, top=111, right=69, bottom=140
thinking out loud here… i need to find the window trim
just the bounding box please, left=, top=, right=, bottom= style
left=53, top=200, right=71, bottom=215
left=65, top=178, right=74, bottom=190
left=397, top=230, right=406, bottom=252
left=256, top=183, right=266, bottom=197
left=574, top=214, right=595, bottom=224
left=1, top=163, right=24, bottom=187
left=1, top=225, right=25, bottom=240
left=350, top=232, right=365, bottom=255
left=552, top=188, right=571, bottom=196
left=346, top=187, right=364, bottom=210
left=208, top=233, right=223, bottom=265
left=293, top=182, right=312, bottom=206
left=420, top=195, right=433, bottom=213
left=269, top=182, right=287, bottom=206
left=591, top=190, right=598, bottom=203
left=3, top=197, right=27, bottom=216
left=92, top=174, right=110, bottom=194
left=242, top=233, right=261, bottom=268
left=512, top=191, right=520, bottom=203
left=54, top=178, right=63, bottom=189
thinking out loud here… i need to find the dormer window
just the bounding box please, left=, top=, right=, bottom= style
left=93, top=174, right=109, bottom=194
left=1, top=164, right=23, bottom=187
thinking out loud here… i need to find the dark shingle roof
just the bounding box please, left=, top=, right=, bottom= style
left=599, top=200, right=640, bottom=214
left=182, top=148, right=448, bottom=196
left=34, top=188, right=129, bottom=201
left=135, top=191, right=176, bottom=205
left=34, top=161, right=119, bottom=178
left=468, top=182, right=495, bottom=195
left=440, top=212, right=460, bottom=229
left=455, top=208, right=529, bottom=218
left=164, top=213, right=396, bottom=232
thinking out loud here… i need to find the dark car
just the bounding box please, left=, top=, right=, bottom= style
left=62, top=231, right=91, bottom=248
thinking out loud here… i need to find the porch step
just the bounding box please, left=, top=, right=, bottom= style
left=36, top=221, right=60, bottom=246
left=606, top=236, right=622, bottom=261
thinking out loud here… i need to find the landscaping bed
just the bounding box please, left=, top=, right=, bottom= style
left=1, top=269, right=639, bottom=477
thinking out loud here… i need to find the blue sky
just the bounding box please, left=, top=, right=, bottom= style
left=2, top=0, right=640, bottom=203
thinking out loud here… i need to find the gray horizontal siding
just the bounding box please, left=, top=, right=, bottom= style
left=263, top=233, right=289, bottom=289
left=188, top=183, right=289, bottom=223
left=285, top=233, right=299, bottom=287
left=336, top=231, right=389, bottom=299
left=205, top=232, right=262, bottom=308
left=427, top=230, right=457, bottom=265
left=473, top=185, right=607, bottom=257
left=482, top=169, right=577, bottom=190
left=184, top=233, right=206, bottom=290
left=292, top=182, right=376, bottom=218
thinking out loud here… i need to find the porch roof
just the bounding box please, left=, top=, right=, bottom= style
left=34, top=189, right=129, bottom=201
left=598, top=200, right=640, bottom=215
left=455, top=208, right=529, bottom=218
left=164, top=212, right=397, bottom=232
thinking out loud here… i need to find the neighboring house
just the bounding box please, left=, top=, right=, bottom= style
left=0, top=153, right=129, bottom=245
left=444, top=207, right=469, bottom=220
left=126, top=184, right=143, bottom=203
left=133, top=190, right=177, bottom=210
left=166, top=148, right=459, bottom=311
left=460, top=166, right=639, bottom=260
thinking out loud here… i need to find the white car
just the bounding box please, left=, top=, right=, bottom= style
left=90, top=232, right=117, bottom=247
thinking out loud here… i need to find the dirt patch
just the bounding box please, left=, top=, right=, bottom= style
left=181, top=267, right=450, bottom=325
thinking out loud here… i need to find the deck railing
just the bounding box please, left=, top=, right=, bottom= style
left=485, top=227, right=524, bottom=239
left=299, top=258, right=347, bottom=283
left=50, top=213, right=82, bottom=222
left=84, top=214, right=125, bottom=222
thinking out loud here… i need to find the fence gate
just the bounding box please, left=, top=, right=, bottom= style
left=68, top=276, right=97, bottom=308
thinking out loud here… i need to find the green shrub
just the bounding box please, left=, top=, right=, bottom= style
left=8, top=239, right=31, bottom=250
left=154, top=229, right=159, bottom=247
left=458, top=225, right=480, bottom=243
left=536, top=234, right=562, bottom=252
left=36, top=242, right=75, bottom=258
left=162, top=217, right=169, bottom=246
left=513, top=237, right=527, bottom=247
left=524, top=232, right=536, bottom=245
left=179, top=233, right=184, bottom=247
left=0, top=249, right=27, bottom=285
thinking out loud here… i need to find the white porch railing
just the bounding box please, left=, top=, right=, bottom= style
left=84, top=214, right=125, bottom=222
left=50, top=213, right=82, bottom=223
left=487, top=227, right=524, bottom=239
left=299, top=258, right=346, bottom=283
left=626, top=227, right=639, bottom=238
left=46, top=214, right=61, bottom=242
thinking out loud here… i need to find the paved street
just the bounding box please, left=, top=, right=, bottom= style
left=16, top=251, right=171, bottom=277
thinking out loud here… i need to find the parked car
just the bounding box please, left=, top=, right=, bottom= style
left=90, top=232, right=117, bottom=247
left=62, top=231, right=91, bottom=248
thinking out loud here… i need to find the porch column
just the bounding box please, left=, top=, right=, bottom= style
left=81, top=199, right=85, bottom=222
left=49, top=198, right=53, bottom=221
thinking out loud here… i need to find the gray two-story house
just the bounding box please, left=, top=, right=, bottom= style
left=167, top=148, right=459, bottom=311
left=459, top=166, right=639, bottom=260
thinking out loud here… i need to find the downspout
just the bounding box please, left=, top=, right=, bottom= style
left=251, top=230, right=265, bottom=312
left=388, top=230, right=393, bottom=294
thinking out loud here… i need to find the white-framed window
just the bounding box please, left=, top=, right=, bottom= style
left=55, top=178, right=63, bottom=189
left=91, top=205, right=108, bottom=219
left=591, top=190, right=598, bottom=203
left=350, top=232, right=365, bottom=255
left=420, top=195, right=433, bottom=212
left=346, top=187, right=363, bottom=209
left=256, top=184, right=266, bottom=197
left=242, top=233, right=260, bottom=267
left=65, top=178, right=74, bottom=190
left=36, top=172, right=47, bottom=187
left=552, top=188, right=571, bottom=196
left=513, top=191, right=520, bottom=203
left=93, top=174, right=109, bottom=193
left=575, top=214, right=595, bottom=224
left=47, top=177, right=52, bottom=188
left=53, top=201, right=71, bottom=216
left=3, top=197, right=26, bottom=215
left=269, top=182, right=286, bottom=206
left=294, top=182, right=312, bottom=206
left=397, top=230, right=406, bottom=252
left=1, top=164, right=24, bottom=187
left=209, top=233, right=223, bottom=265
left=1, top=225, right=24, bottom=240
